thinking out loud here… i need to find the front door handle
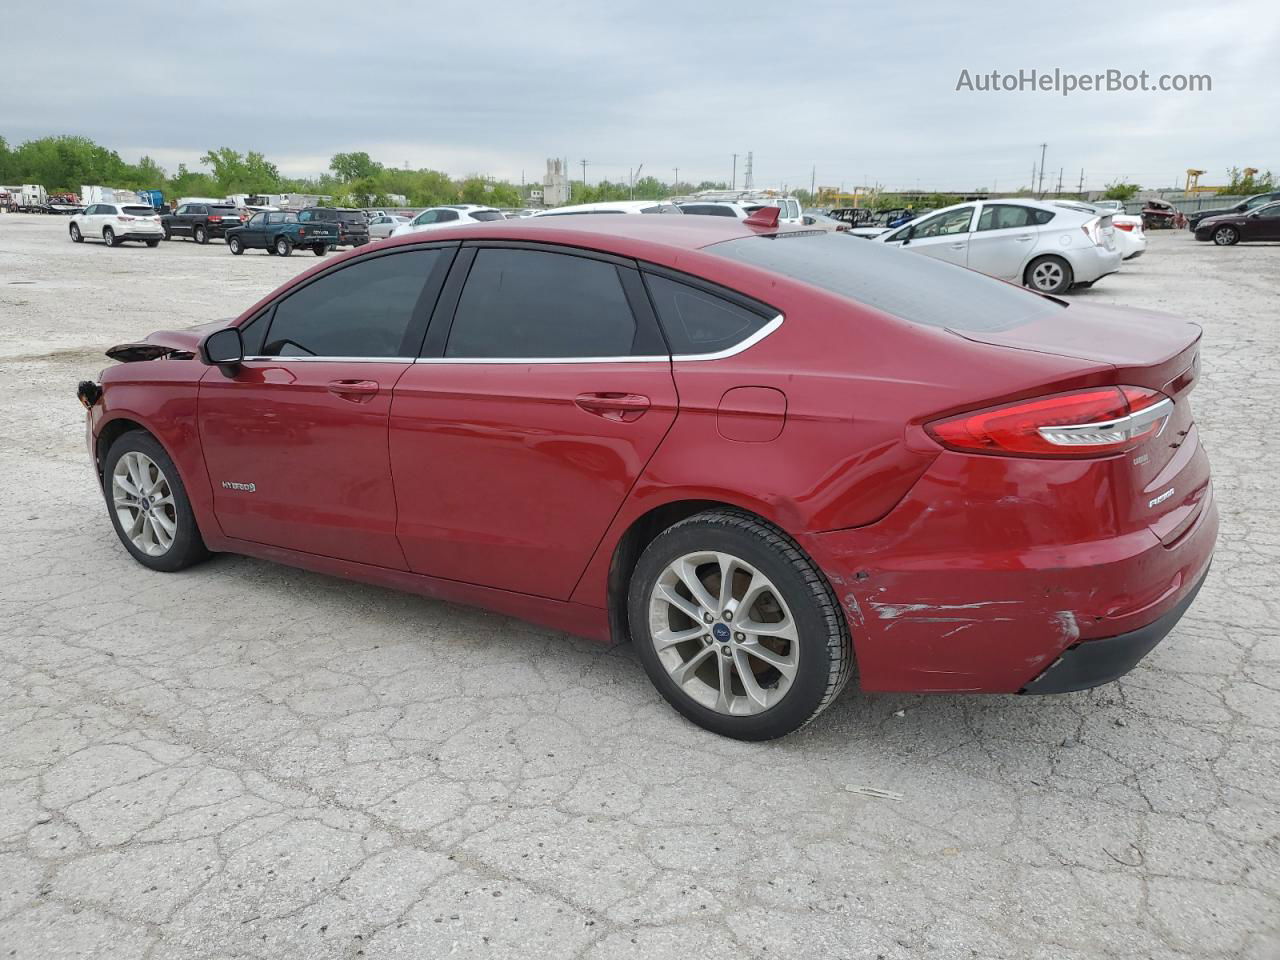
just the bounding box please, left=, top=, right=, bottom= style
left=327, top=379, right=379, bottom=401
left=575, top=392, right=651, bottom=422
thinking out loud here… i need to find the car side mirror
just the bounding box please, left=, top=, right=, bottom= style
left=202, top=328, right=244, bottom=376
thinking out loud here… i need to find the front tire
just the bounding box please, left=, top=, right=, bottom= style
left=228, top=235, right=244, bottom=255
left=1213, top=225, right=1239, bottom=246
left=103, top=431, right=209, bottom=572
left=1024, top=255, right=1073, bottom=295
left=70, top=223, right=83, bottom=243
left=627, top=510, right=853, bottom=740
left=193, top=225, right=208, bottom=245
left=274, top=236, right=293, bottom=257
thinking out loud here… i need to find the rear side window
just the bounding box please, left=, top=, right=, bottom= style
left=681, top=204, right=737, bottom=217
left=977, top=204, right=1041, bottom=231
left=261, top=250, right=441, bottom=358
left=436, top=210, right=460, bottom=222
left=644, top=275, right=771, bottom=355
left=468, top=210, right=504, bottom=221
left=446, top=249, right=636, bottom=358
left=709, top=232, right=1063, bottom=332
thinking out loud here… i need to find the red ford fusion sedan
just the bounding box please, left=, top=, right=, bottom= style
left=78, top=211, right=1217, bottom=740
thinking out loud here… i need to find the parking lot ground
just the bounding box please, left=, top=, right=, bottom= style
left=1, top=214, right=1277, bottom=959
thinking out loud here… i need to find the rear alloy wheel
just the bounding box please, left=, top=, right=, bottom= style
left=194, top=225, right=208, bottom=245
left=1213, top=225, right=1239, bottom=246
left=629, top=510, right=852, bottom=740
left=70, top=223, right=82, bottom=242
left=103, top=227, right=117, bottom=247
left=228, top=235, right=243, bottom=255
left=1025, top=255, right=1073, bottom=295
left=275, top=236, right=292, bottom=257
left=104, top=432, right=209, bottom=572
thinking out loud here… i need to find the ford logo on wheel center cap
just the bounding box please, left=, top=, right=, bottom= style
left=712, top=622, right=731, bottom=643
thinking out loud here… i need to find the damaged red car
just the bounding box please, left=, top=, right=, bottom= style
left=78, top=212, right=1217, bottom=740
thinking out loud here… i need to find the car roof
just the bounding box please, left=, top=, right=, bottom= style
left=534, top=200, right=678, bottom=215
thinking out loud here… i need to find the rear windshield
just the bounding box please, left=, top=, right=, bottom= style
left=209, top=206, right=238, bottom=215
left=336, top=211, right=366, bottom=222
left=469, top=210, right=505, bottom=221
left=708, top=232, right=1064, bottom=332
left=122, top=206, right=156, bottom=216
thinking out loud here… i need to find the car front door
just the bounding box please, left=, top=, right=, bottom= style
left=388, top=243, right=678, bottom=599
left=1242, top=203, right=1280, bottom=240
left=198, top=246, right=454, bottom=568
left=242, top=212, right=266, bottom=247
left=966, top=203, right=1044, bottom=280
left=885, top=206, right=975, bottom=267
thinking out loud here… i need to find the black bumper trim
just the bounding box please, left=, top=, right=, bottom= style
left=1020, top=568, right=1209, bottom=694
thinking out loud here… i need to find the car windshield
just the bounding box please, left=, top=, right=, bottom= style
left=469, top=210, right=505, bottom=221
left=708, top=232, right=1064, bottom=332
left=122, top=206, right=156, bottom=216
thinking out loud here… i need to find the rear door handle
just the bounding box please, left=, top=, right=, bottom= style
left=575, top=392, right=651, bottom=422
left=327, top=379, right=379, bottom=401
left=1015, top=234, right=1034, bottom=241
left=949, top=242, right=965, bottom=249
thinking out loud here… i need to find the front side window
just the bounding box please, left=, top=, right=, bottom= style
left=468, top=210, right=504, bottom=221
left=1257, top=203, right=1280, bottom=218
left=445, top=249, right=636, bottom=359
left=174, top=205, right=188, bottom=215
left=911, top=206, right=974, bottom=238
left=413, top=210, right=438, bottom=225
left=249, top=213, right=265, bottom=226
left=261, top=250, right=440, bottom=358
left=644, top=274, right=771, bottom=356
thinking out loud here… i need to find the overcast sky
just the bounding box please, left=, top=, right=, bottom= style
left=3, top=0, right=1276, bottom=192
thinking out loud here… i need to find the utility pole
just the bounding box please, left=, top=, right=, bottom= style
left=1036, top=143, right=1047, bottom=196
left=630, top=164, right=643, bottom=200
left=810, top=164, right=816, bottom=199
left=1077, top=168, right=1085, bottom=195
left=1056, top=167, right=1063, bottom=195
left=743, top=152, right=753, bottom=191
left=581, top=159, right=588, bottom=187
left=673, top=167, right=678, bottom=192
left=731, top=153, right=738, bottom=190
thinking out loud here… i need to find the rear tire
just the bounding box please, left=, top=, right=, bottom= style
left=1024, top=255, right=1073, bottom=295
left=70, top=223, right=82, bottom=243
left=313, top=243, right=327, bottom=256
left=274, top=236, right=293, bottom=257
left=627, top=509, right=853, bottom=740
left=228, top=235, right=244, bottom=255
left=193, top=225, right=208, bottom=245
left=103, top=227, right=117, bottom=247
left=103, top=431, right=210, bottom=573
left=1213, top=225, right=1239, bottom=246
left=145, top=239, right=160, bottom=248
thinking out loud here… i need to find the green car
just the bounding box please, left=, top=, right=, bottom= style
left=225, top=210, right=339, bottom=257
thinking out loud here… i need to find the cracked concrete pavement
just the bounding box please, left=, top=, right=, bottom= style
left=0, top=214, right=1277, bottom=959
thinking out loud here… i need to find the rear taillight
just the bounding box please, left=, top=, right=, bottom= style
left=117, top=215, right=134, bottom=221
left=926, top=386, right=1172, bottom=458
left=209, top=216, right=221, bottom=222
left=1081, top=218, right=1105, bottom=245
left=1114, top=222, right=1135, bottom=232
left=298, top=227, right=306, bottom=236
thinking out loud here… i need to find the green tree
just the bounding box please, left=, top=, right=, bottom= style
left=330, top=151, right=383, bottom=183
left=1224, top=166, right=1276, bottom=195
left=1103, top=180, right=1141, bottom=201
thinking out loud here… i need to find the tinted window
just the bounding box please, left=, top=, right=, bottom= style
left=1258, top=203, right=1280, bottom=218
left=262, top=250, right=439, bottom=358
left=1031, top=209, right=1055, bottom=225
left=189, top=205, right=206, bottom=215
left=436, top=210, right=459, bottom=222
left=641, top=204, right=681, bottom=214
left=122, top=205, right=154, bottom=216
left=337, top=210, right=365, bottom=222
left=644, top=275, right=770, bottom=355
left=468, top=210, right=504, bottom=221
left=209, top=205, right=237, bottom=215
left=709, top=232, right=1063, bottom=332
left=446, top=249, right=636, bottom=358
left=681, top=204, right=737, bottom=217
left=977, top=204, right=1039, bottom=231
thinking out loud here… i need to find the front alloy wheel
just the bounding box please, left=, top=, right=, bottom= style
left=629, top=510, right=853, bottom=740
left=112, top=451, right=177, bottom=556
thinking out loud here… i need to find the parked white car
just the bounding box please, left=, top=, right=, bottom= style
left=675, top=201, right=758, bottom=219
left=1054, top=201, right=1147, bottom=260
left=532, top=200, right=683, bottom=216
left=390, top=205, right=506, bottom=237
left=369, top=215, right=410, bottom=239
left=69, top=202, right=165, bottom=247
left=877, top=199, right=1122, bottom=294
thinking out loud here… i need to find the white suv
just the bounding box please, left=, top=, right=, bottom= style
left=391, top=205, right=505, bottom=237
left=69, top=203, right=165, bottom=247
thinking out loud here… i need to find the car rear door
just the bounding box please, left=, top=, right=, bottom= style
left=966, top=203, right=1044, bottom=280
left=198, top=246, right=454, bottom=568
left=388, top=243, right=678, bottom=599
left=885, top=206, right=975, bottom=268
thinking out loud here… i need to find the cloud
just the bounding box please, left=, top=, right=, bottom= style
left=3, top=0, right=1276, bottom=191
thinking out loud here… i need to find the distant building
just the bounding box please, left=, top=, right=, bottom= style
left=542, top=158, right=569, bottom=207
left=528, top=187, right=544, bottom=205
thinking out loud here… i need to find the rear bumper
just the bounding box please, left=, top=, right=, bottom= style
left=1021, top=567, right=1208, bottom=693
left=1069, top=245, right=1124, bottom=283
left=799, top=452, right=1218, bottom=694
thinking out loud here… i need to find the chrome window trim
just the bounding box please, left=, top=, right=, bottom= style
left=241, top=356, right=416, bottom=363
left=408, top=313, right=784, bottom=365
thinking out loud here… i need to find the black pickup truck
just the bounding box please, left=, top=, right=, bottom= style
left=224, top=210, right=339, bottom=257
left=162, top=202, right=244, bottom=243
left=297, top=207, right=370, bottom=247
